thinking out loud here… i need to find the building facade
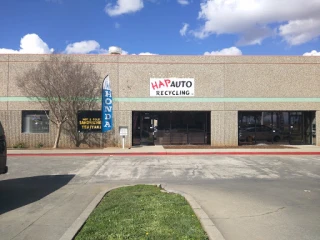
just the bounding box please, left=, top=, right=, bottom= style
left=0, top=54, right=319, bottom=148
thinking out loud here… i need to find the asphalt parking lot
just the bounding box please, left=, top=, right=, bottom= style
left=0, top=155, right=320, bottom=240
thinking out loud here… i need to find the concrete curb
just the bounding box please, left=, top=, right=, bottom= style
left=59, top=187, right=115, bottom=240
left=8, top=151, right=320, bottom=157
left=166, top=188, right=225, bottom=240
left=59, top=184, right=225, bottom=240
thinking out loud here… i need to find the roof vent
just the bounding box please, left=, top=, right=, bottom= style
left=108, top=46, right=122, bottom=55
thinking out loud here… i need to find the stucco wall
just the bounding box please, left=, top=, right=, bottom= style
left=0, top=54, right=320, bottom=147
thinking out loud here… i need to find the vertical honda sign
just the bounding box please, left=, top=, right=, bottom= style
left=102, top=75, right=113, bottom=132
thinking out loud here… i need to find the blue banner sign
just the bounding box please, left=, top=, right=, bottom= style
left=102, top=75, right=113, bottom=132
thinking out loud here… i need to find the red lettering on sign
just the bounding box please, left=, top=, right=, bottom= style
left=158, top=80, right=165, bottom=88
left=164, top=79, right=171, bottom=87
left=151, top=81, right=158, bottom=90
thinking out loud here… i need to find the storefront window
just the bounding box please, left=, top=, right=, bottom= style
left=170, top=112, right=188, bottom=144
left=132, top=111, right=210, bottom=145
left=156, top=112, right=170, bottom=145
left=187, top=112, right=207, bottom=144
left=22, top=111, right=49, bottom=133
left=238, top=111, right=315, bottom=145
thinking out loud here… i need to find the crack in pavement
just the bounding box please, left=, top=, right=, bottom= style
left=213, top=207, right=286, bottom=220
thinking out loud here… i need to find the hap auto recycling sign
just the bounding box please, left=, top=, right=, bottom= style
left=150, top=78, right=194, bottom=97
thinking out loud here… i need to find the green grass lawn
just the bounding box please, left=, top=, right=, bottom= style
left=75, top=185, right=208, bottom=240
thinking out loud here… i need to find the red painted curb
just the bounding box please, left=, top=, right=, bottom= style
left=7, top=152, right=320, bottom=157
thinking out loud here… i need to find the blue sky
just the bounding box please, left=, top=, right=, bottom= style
left=0, top=0, right=319, bottom=56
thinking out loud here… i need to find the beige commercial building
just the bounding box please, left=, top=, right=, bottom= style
left=0, top=54, right=319, bottom=148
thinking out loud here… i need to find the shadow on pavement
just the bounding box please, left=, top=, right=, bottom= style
left=0, top=175, right=74, bottom=215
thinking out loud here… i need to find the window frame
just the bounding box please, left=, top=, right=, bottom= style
left=21, top=110, right=50, bottom=134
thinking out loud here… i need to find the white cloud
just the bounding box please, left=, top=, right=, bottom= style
left=65, top=40, right=107, bottom=54
left=204, top=47, right=242, bottom=55
left=237, top=27, right=274, bottom=46
left=65, top=44, right=129, bottom=55
left=105, top=0, right=143, bottom=16
left=108, top=46, right=131, bottom=55
left=279, top=18, right=320, bottom=45
left=193, top=0, right=320, bottom=46
left=178, top=0, right=189, bottom=5
left=0, top=37, right=153, bottom=56
left=180, top=23, right=189, bottom=36
left=303, top=50, right=320, bottom=56
left=129, top=51, right=158, bottom=55
left=0, top=34, right=54, bottom=54
left=0, top=48, right=18, bottom=54
left=139, top=52, right=158, bottom=55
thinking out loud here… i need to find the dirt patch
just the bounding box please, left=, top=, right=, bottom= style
left=163, top=145, right=297, bottom=149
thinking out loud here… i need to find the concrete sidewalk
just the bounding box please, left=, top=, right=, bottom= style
left=7, top=145, right=320, bottom=156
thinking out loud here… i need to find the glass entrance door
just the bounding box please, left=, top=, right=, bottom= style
left=140, top=113, right=155, bottom=145
left=289, top=112, right=304, bottom=144
left=132, top=112, right=156, bottom=146
left=132, top=111, right=211, bottom=146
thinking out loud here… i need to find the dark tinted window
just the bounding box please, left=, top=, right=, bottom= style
left=261, top=126, right=271, bottom=132
left=22, top=111, right=50, bottom=133
left=0, top=122, right=4, bottom=136
left=246, top=127, right=256, bottom=132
